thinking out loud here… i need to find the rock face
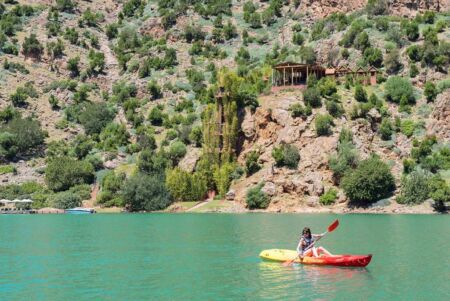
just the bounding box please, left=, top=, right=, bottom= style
left=296, top=0, right=448, bottom=18
left=427, top=90, right=450, bottom=142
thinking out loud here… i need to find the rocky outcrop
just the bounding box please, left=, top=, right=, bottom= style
left=427, top=90, right=450, bottom=142
left=295, top=0, right=448, bottom=18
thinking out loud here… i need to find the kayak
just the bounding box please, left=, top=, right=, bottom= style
left=259, top=249, right=372, bottom=267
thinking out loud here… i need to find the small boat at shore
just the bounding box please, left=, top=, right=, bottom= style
left=65, top=207, right=96, bottom=214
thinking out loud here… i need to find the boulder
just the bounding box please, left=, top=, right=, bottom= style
left=225, top=190, right=236, bottom=201
left=261, top=182, right=276, bottom=196
left=306, top=196, right=320, bottom=207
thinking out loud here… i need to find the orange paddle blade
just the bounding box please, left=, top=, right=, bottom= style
left=327, top=219, right=339, bottom=233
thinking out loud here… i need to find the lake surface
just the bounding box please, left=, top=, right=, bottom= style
left=0, top=214, right=448, bottom=300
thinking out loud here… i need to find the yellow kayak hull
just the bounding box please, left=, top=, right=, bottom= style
left=259, top=249, right=372, bottom=267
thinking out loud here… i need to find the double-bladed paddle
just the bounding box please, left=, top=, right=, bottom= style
left=283, top=219, right=339, bottom=266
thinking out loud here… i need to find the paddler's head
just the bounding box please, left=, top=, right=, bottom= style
left=302, top=227, right=311, bottom=238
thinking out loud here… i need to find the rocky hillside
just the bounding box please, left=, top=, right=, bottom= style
left=0, top=0, right=449, bottom=213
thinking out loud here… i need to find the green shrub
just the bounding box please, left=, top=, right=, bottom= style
left=147, top=81, right=162, bottom=100
left=379, top=118, right=393, bottom=140
left=363, top=47, right=383, bottom=67
left=246, top=183, right=270, bottom=209
left=45, top=157, right=94, bottom=191
left=315, top=114, right=334, bottom=136
left=78, top=102, right=115, bottom=135
left=148, top=107, right=165, bottom=126
left=354, top=84, right=367, bottom=102
left=22, top=33, right=43, bottom=58
left=99, top=123, right=129, bottom=150
left=329, top=141, right=358, bottom=183
left=123, top=173, right=171, bottom=211
left=87, top=50, right=105, bottom=74
left=245, top=151, right=260, bottom=176
left=397, top=170, right=431, bottom=204
left=168, top=140, right=187, bottom=163
left=366, top=0, right=388, bottom=16
left=385, top=76, right=415, bottom=104
left=289, top=103, right=311, bottom=118
left=56, top=0, right=76, bottom=12
left=292, top=32, right=304, bottom=45
left=341, top=156, right=395, bottom=205
left=303, top=87, right=321, bottom=108
left=406, top=45, right=422, bottom=62
left=272, top=144, right=300, bottom=169
left=400, top=120, right=416, bottom=137
left=320, top=189, right=338, bottom=205
left=384, top=48, right=402, bottom=74
left=423, top=82, right=437, bottom=102
left=51, top=191, right=81, bottom=209
left=166, top=168, right=207, bottom=202
left=0, top=117, right=46, bottom=159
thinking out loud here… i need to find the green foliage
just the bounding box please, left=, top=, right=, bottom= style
left=51, top=191, right=81, bottom=209
left=289, top=103, right=311, bottom=118
left=166, top=168, right=207, bottom=202
left=22, top=33, right=43, bottom=58
left=138, top=149, right=169, bottom=175
left=56, top=0, right=76, bottom=12
left=0, top=117, right=45, bottom=159
left=363, top=47, right=383, bottom=67
left=123, top=173, right=171, bottom=211
left=272, top=144, right=300, bottom=169
left=320, top=189, right=338, bottom=205
left=78, top=102, right=115, bottom=135
left=303, top=87, right=321, bottom=108
left=292, top=32, right=304, bottom=45
left=422, top=11, right=435, bottom=24
left=402, top=20, right=419, bottom=41
left=99, top=123, right=129, bottom=150
left=46, top=38, right=65, bottom=59
left=87, top=50, right=105, bottom=74
left=246, top=183, right=270, bottom=209
left=341, top=156, right=395, bottom=205
left=423, top=82, right=437, bottom=102
left=379, top=118, right=393, bottom=140
left=168, top=140, right=187, bottom=163
left=366, top=0, right=388, bottom=16
left=67, top=56, right=80, bottom=77
left=0, top=164, right=15, bottom=175
left=48, top=94, right=59, bottom=110
left=400, top=120, right=416, bottom=137
left=79, top=8, right=104, bottom=27
left=315, top=114, right=334, bottom=136
left=45, top=157, right=94, bottom=191
left=397, top=169, right=431, bottom=204
left=245, top=151, right=260, bottom=176
left=354, top=31, right=370, bottom=52
left=97, top=171, right=125, bottom=207
left=385, top=76, right=415, bottom=104
left=300, top=46, right=316, bottom=64
left=354, top=84, right=367, bottom=102
left=406, top=45, right=421, bottom=62
left=211, top=162, right=235, bottom=197
left=329, top=141, right=359, bottom=183
left=384, top=48, right=402, bottom=74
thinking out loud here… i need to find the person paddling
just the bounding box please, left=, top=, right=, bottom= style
left=296, top=227, right=332, bottom=258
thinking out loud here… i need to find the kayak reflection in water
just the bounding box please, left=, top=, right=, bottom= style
left=297, top=227, right=333, bottom=259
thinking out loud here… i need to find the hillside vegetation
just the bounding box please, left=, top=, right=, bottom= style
left=0, top=0, right=449, bottom=212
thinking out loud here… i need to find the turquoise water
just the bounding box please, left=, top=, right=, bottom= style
left=0, top=214, right=448, bottom=300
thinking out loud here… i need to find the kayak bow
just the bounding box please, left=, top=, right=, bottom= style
left=260, top=249, right=372, bottom=267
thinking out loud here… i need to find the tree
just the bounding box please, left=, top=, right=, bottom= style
left=292, top=32, right=304, bottom=45
left=0, top=117, right=46, bottom=158
left=52, top=191, right=81, bottom=209
left=168, top=141, right=187, bottom=164
left=315, top=114, right=334, bottom=136
left=354, top=84, right=367, bottom=102
left=245, top=151, right=260, bottom=176
left=300, top=46, right=316, bottom=64
left=363, top=47, right=383, bottom=67
left=406, top=45, right=421, bottom=62
left=246, top=183, right=270, bottom=209
left=397, top=170, right=431, bottom=204
left=341, top=156, right=395, bottom=205
left=424, top=82, right=437, bottom=102
left=366, top=0, right=388, bottom=16
left=402, top=21, right=419, bottom=41
left=384, top=48, right=402, bottom=74
left=45, top=157, right=94, bottom=191
left=165, top=168, right=207, bottom=202
left=78, top=102, right=115, bottom=135
left=99, top=123, right=129, bottom=150
left=123, top=173, right=172, bottom=211
left=385, top=76, right=415, bottom=104
left=354, top=31, right=370, bottom=52
left=22, top=33, right=43, bottom=58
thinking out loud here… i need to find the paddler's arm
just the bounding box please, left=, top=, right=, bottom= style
left=296, top=238, right=304, bottom=258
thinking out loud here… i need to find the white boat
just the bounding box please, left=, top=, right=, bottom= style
left=65, top=207, right=96, bottom=214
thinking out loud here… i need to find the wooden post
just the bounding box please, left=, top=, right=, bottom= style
left=291, top=67, right=294, bottom=85
left=306, top=65, right=309, bottom=82
left=283, top=67, right=286, bottom=86
left=272, top=68, right=274, bottom=86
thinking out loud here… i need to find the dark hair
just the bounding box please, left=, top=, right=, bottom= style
left=302, top=227, right=311, bottom=237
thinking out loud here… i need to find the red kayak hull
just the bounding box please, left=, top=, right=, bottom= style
left=259, top=249, right=373, bottom=267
